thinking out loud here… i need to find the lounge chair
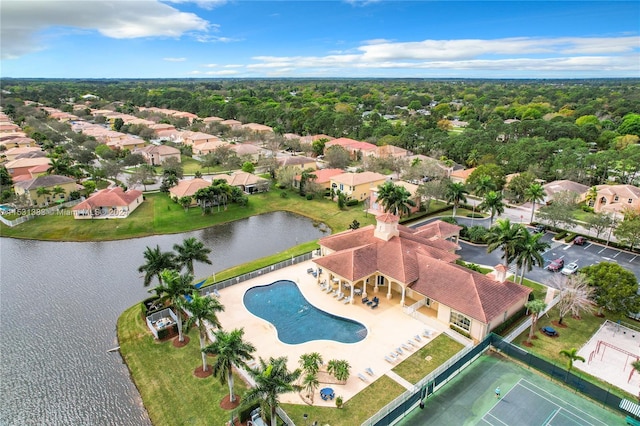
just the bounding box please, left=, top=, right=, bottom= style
left=336, top=294, right=344, bottom=301
left=385, top=356, right=395, bottom=363
left=333, top=291, right=342, bottom=298
left=408, top=340, right=417, bottom=347
left=307, top=268, right=313, bottom=274
left=423, top=329, right=433, bottom=338
left=402, top=343, right=411, bottom=351
left=358, top=373, right=368, bottom=383
left=365, top=367, right=374, bottom=376
left=213, top=289, right=221, bottom=298
left=343, top=297, right=351, bottom=304
left=361, top=297, right=369, bottom=304
left=396, top=347, right=403, bottom=356
left=370, top=301, right=379, bottom=309
left=389, top=352, right=397, bottom=359
left=415, top=334, right=422, bottom=342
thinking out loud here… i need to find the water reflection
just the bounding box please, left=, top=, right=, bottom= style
left=0, top=212, right=325, bottom=425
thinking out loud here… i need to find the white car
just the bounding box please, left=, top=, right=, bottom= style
left=249, top=408, right=267, bottom=426
left=561, top=262, right=579, bottom=275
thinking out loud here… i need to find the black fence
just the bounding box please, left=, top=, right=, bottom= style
left=491, top=334, right=626, bottom=416
left=366, top=333, right=628, bottom=426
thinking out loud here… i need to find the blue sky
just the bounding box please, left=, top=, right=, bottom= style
left=1, top=0, right=639, bottom=79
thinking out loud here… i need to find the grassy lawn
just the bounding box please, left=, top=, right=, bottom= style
left=282, top=376, right=406, bottom=426
left=117, top=304, right=249, bottom=426
left=180, top=156, right=204, bottom=175
left=513, top=306, right=633, bottom=399
left=392, top=334, right=464, bottom=384
left=0, top=190, right=376, bottom=241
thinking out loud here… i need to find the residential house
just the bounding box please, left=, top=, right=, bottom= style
left=242, top=123, right=273, bottom=134
left=13, top=174, right=78, bottom=206
left=293, top=168, right=344, bottom=191
left=135, top=145, right=181, bottom=166
left=277, top=156, right=317, bottom=170
left=2, top=147, right=44, bottom=162
left=375, top=144, right=409, bottom=158
left=220, top=119, right=243, bottom=129
left=450, top=167, right=476, bottom=185
left=542, top=180, right=590, bottom=205
left=330, top=171, right=387, bottom=202
left=169, top=178, right=211, bottom=202
left=181, top=131, right=221, bottom=147
left=313, top=214, right=531, bottom=342
left=229, top=143, right=264, bottom=162
left=203, top=116, right=224, bottom=124
left=325, top=137, right=377, bottom=160
left=4, top=157, right=51, bottom=177
left=369, top=180, right=421, bottom=216
left=192, top=140, right=228, bottom=156
left=589, top=184, right=640, bottom=218
left=211, top=171, right=270, bottom=194
left=72, top=187, right=144, bottom=219
left=0, top=136, right=35, bottom=149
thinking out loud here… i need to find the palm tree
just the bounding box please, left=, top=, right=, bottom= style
left=559, top=347, right=586, bottom=379
left=377, top=181, right=416, bottom=217
left=551, top=274, right=595, bottom=325
left=524, top=183, right=546, bottom=224
left=486, top=219, right=523, bottom=271
left=173, top=237, right=212, bottom=276
left=36, top=187, right=51, bottom=205
left=473, top=175, right=496, bottom=197
left=298, top=352, right=323, bottom=376
left=203, top=328, right=256, bottom=403
left=47, top=157, right=72, bottom=176
left=51, top=185, right=66, bottom=202
left=444, top=182, right=468, bottom=217
left=301, top=372, right=320, bottom=403
left=298, top=168, right=317, bottom=195
left=182, top=291, right=224, bottom=372
left=155, top=269, right=195, bottom=343
left=515, top=230, right=550, bottom=283
left=138, top=245, right=176, bottom=287
left=243, top=356, right=302, bottom=426
left=478, top=190, right=505, bottom=225
left=524, top=300, right=547, bottom=345
left=327, top=359, right=351, bottom=383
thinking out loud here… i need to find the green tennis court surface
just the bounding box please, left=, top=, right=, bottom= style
left=398, top=353, right=624, bottom=426
left=481, top=379, right=609, bottom=426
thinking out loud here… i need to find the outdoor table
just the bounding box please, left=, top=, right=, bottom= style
left=320, top=387, right=334, bottom=400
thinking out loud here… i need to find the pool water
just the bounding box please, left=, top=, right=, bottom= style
left=243, top=280, right=367, bottom=344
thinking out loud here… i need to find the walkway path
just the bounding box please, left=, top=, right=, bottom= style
left=385, top=370, right=414, bottom=391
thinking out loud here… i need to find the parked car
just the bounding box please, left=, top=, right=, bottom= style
left=573, top=236, right=587, bottom=245
left=249, top=408, right=267, bottom=426
left=561, top=262, right=579, bottom=275
left=547, top=258, right=565, bottom=272
left=533, top=224, right=546, bottom=234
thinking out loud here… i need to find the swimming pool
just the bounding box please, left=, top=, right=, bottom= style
left=243, top=280, right=367, bottom=344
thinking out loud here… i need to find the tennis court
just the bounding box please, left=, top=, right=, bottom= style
left=397, top=353, right=624, bottom=426
left=481, top=379, right=609, bottom=426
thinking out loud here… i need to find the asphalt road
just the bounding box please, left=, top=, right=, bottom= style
left=411, top=215, right=640, bottom=288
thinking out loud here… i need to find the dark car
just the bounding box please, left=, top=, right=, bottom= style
left=547, top=258, right=565, bottom=272
left=573, top=236, right=587, bottom=245
left=533, top=225, right=546, bottom=234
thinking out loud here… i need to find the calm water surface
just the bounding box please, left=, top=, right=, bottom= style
left=0, top=212, right=326, bottom=425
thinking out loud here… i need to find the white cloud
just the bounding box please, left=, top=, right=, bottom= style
left=1, top=0, right=210, bottom=59
left=164, top=0, right=227, bottom=10
left=203, top=63, right=218, bottom=68
left=194, top=35, right=241, bottom=43
left=224, top=64, right=244, bottom=68
left=164, top=57, right=187, bottom=62
left=204, top=69, right=238, bottom=75
left=244, top=36, right=640, bottom=75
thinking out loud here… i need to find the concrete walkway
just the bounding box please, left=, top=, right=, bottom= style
left=385, top=370, right=415, bottom=391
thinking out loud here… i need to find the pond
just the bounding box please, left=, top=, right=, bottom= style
left=0, top=211, right=327, bottom=425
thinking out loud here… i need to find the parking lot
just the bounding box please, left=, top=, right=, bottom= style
left=458, top=230, right=640, bottom=288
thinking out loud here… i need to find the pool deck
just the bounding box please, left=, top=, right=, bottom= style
left=214, top=259, right=447, bottom=406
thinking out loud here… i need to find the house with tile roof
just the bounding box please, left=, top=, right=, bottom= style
left=13, top=174, right=78, bottom=206
left=241, top=123, right=273, bottom=134
left=135, top=144, right=181, bottom=166
left=229, top=143, right=264, bottom=161
left=168, top=178, right=211, bottom=202
left=450, top=167, right=476, bottom=184
left=542, top=180, right=590, bottom=205
left=210, top=171, right=270, bottom=194
left=293, top=168, right=345, bottom=191
left=72, top=187, right=143, bottom=219
left=589, top=184, right=640, bottom=218
left=220, top=119, right=243, bottom=129
left=330, top=171, right=387, bottom=202
left=2, top=146, right=44, bottom=162
left=192, top=140, right=228, bottom=156
left=277, top=155, right=317, bottom=170
left=313, top=214, right=531, bottom=342
left=4, top=157, right=51, bottom=177
left=325, top=137, right=377, bottom=160
left=181, top=131, right=221, bottom=147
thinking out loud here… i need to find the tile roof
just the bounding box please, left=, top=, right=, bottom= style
left=595, top=184, right=640, bottom=199
left=73, top=187, right=142, bottom=210
left=169, top=178, right=211, bottom=198
left=277, top=156, right=316, bottom=167
left=138, top=145, right=180, bottom=155
left=331, top=171, right=387, bottom=186
left=14, top=174, right=76, bottom=190
left=543, top=180, right=589, bottom=196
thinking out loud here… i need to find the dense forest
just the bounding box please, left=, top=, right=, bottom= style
left=1, top=78, right=640, bottom=188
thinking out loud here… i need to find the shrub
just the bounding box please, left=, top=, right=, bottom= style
left=306, top=194, right=314, bottom=200
left=280, top=191, right=288, bottom=198
left=345, top=199, right=359, bottom=207
left=467, top=225, right=488, bottom=243
left=492, top=306, right=528, bottom=336
left=440, top=216, right=458, bottom=225
left=554, top=231, right=568, bottom=240
left=564, top=233, right=577, bottom=243
left=581, top=205, right=594, bottom=213
left=449, top=324, right=471, bottom=339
